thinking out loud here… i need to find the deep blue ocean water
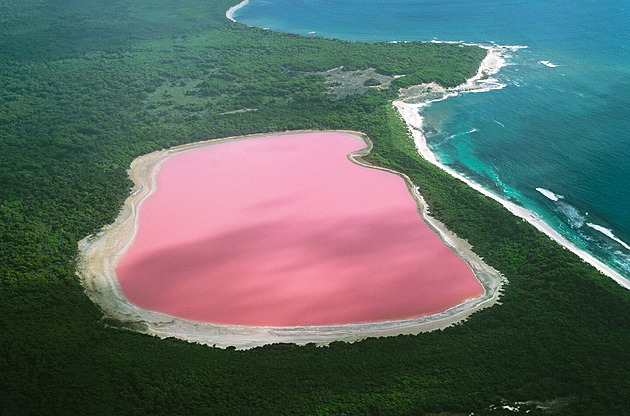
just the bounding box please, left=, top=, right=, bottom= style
left=235, top=0, right=630, bottom=279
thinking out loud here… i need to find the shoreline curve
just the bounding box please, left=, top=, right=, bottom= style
left=226, top=0, right=249, bottom=22
left=393, top=45, right=630, bottom=290
left=222, top=1, right=628, bottom=285
left=76, top=130, right=503, bottom=350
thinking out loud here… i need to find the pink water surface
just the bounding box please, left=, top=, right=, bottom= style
left=115, top=132, right=483, bottom=326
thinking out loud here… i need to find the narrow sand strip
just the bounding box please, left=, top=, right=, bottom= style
left=393, top=46, right=630, bottom=290
left=77, top=131, right=503, bottom=350
left=226, top=0, right=249, bottom=22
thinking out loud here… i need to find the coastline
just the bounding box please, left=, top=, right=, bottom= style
left=226, top=0, right=249, bottom=22
left=393, top=45, right=630, bottom=290
left=76, top=131, right=503, bottom=350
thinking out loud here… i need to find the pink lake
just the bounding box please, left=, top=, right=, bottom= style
left=115, top=132, right=483, bottom=326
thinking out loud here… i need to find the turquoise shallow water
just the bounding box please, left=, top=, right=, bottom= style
left=235, top=0, right=630, bottom=279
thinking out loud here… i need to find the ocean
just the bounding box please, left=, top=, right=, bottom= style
left=233, top=0, right=630, bottom=280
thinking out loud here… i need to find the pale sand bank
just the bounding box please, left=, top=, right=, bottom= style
left=77, top=131, right=503, bottom=350
left=393, top=45, right=630, bottom=290
left=226, top=0, right=249, bottom=22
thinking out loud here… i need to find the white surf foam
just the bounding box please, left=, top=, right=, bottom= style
left=536, top=187, right=564, bottom=202
left=540, top=60, right=558, bottom=68
left=393, top=42, right=630, bottom=288
left=438, top=128, right=479, bottom=145
left=423, top=42, right=512, bottom=96
left=587, top=223, right=630, bottom=251
left=557, top=202, right=586, bottom=229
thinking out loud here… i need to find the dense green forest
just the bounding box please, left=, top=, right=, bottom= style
left=2, top=0, right=630, bottom=414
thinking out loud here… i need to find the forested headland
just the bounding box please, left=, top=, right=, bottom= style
left=2, top=0, right=630, bottom=414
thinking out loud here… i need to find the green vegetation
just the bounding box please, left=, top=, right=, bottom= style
left=364, top=78, right=382, bottom=86
left=1, top=0, right=630, bottom=414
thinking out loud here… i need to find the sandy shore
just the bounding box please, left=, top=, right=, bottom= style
left=76, top=130, right=503, bottom=350
left=393, top=45, right=630, bottom=290
left=226, top=0, right=249, bottom=22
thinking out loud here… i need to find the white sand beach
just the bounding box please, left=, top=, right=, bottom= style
left=226, top=0, right=249, bottom=22
left=393, top=45, right=630, bottom=290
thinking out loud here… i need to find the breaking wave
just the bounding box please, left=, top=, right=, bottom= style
left=556, top=202, right=586, bottom=229
left=587, top=223, right=630, bottom=251
left=536, top=187, right=564, bottom=202
left=540, top=60, right=559, bottom=68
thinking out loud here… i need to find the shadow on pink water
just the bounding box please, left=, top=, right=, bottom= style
left=116, top=132, right=483, bottom=326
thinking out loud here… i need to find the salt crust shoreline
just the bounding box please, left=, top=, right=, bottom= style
left=76, top=131, right=503, bottom=350
left=393, top=45, right=630, bottom=290
left=76, top=39, right=628, bottom=350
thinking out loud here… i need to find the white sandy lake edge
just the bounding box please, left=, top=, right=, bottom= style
left=393, top=45, right=630, bottom=290
left=76, top=130, right=504, bottom=350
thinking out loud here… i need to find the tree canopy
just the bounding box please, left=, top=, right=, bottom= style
left=2, top=0, right=630, bottom=415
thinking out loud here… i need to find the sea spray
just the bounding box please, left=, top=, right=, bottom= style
left=536, top=188, right=564, bottom=202
left=587, top=223, right=630, bottom=251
